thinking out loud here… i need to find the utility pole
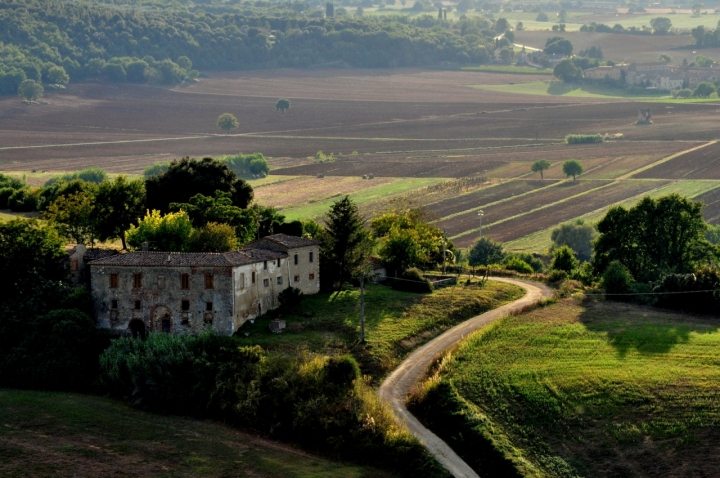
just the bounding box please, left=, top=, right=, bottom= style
left=442, top=229, right=447, bottom=275
left=478, top=210, right=484, bottom=237
left=359, top=275, right=365, bottom=343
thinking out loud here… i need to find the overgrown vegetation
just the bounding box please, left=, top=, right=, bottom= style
left=565, top=133, right=603, bottom=144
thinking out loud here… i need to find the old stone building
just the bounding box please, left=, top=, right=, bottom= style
left=89, top=234, right=320, bottom=336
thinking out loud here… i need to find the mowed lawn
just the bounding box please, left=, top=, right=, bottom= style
left=0, top=389, right=390, bottom=478
left=237, top=281, right=524, bottom=380
left=424, top=297, right=720, bottom=477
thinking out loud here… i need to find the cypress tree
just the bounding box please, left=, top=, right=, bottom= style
left=321, top=196, right=371, bottom=291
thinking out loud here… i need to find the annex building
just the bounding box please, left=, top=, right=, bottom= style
left=89, top=234, right=320, bottom=336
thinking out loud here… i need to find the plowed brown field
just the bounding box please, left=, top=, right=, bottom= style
left=634, top=141, right=720, bottom=179
left=696, top=186, right=720, bottom=224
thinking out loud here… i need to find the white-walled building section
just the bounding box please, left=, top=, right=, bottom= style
left=89, top=234, right=320, bottom=336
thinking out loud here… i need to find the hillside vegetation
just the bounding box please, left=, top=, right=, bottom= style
left=0, top=388, right=391, bottom=478
left=410, top=297, right=720, bottom=477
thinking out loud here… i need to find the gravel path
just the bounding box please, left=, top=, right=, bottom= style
left=377, top=277, right=553, bottom=478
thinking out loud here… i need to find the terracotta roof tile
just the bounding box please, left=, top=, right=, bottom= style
left=89, top=249, right=286, bottom=268
left=244, top=234, right=320, bottom=251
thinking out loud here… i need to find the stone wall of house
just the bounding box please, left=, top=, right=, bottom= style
left=91, top=265, right=235, bottom=336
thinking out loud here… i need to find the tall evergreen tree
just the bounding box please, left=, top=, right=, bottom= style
left=321, top=196, right=372, bottom=291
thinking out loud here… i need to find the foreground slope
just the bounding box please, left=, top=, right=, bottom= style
left=0, top=389, right=391, bottom=478
left=411, top=297, right=720, bottom=478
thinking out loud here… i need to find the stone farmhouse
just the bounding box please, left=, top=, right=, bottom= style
left=583, top=62, right=719, bottom=90
left=88, top=234, right=320, bottom=337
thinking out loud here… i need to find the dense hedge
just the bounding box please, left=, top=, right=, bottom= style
left=565, top=133, right=603, bottom=144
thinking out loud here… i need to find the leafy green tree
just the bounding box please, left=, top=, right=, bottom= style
left=46, top=66, right=69, bottom=85
left=602, top=260, right=634, bottom=294
left=536, top=11, right=549, bottom=21
left=37, top=179, right=96, bottom=211
left=145, top=157, right=254, bottom=213
left=0, top=219, right=67, bottom=300
left=562, top=160, right=583, bottom=180
left=554, top=59, right=582, bottom=82
left=495, top=18, right=510, bottom=33
left=545, top=37, right=573, bottom=55
left=217, top=113, right=239, bottom=134
left=321, top=196, right=373, bottom=291
left=650, top=17, right=672, bottom=34
left=531, top=159, right=551, bottom=179
left=186, top=222, right=237, bottom=252
left=276, top=98, right=291, bottom=114
left=695, top=55, right=716, bottom=67
left=176, top=56, right=192, bottom=71
left=692, top=82, right=716, bottom=97
left=94, top=176, right=146, bottom=250
left=659, top=54, right=673, bottom=64
left=550, top=245, right=579, bottom=273
left=171, top=191, right=256, bottom=244
left=125, top=210, right=194, bottom=252
left=43, top=191, right=98, bottom=245
left=468, top=237, right=504, bottom=267
left=593, top=194, right=716, bottom=281
left=18, top=79, right=43, bottom=102
left=550, top=220, right=597, bottom=261
left=558, top=9, right=567, bottom=22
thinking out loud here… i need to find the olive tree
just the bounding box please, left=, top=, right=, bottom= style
left=562, top=160, right=583, bottom=180
left=217, top=113, right=239, bottom=134
left=531, top=159, right=551, bottom=179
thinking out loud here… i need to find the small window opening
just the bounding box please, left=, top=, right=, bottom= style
left=309, top=251, right=314, bottom=263
left=252, top=271, right=256, bottom=284
left=134, top=300, right=141, bottom=310
left=263, top=278, right=269, bottom=287
left=110, top=273, right=118, bottom=289
left=181, top=273, right=190, bottom=290
left=111, top=299, right=118, bottom=309
left=181, top=300, right=190, bottom=311
left=133, top=273, right=142, bottom=288
left=294, top=275, right=300, bottom=283
left=205, top=274, right=214, bottom=289
left=206, top=302, right=213, bottom=311
left=277, top=276, right=283, bottom=285
left=277, top=258, right=281, bottom=267
left=162, top=317, right=171, bottom=333
left=263, top=260, right=268, bottom=270
left=294, top=254, right=298, bottom=265
left=309, top=273, right=315, bottom=281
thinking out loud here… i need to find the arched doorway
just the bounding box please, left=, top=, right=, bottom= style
left=128, top=319, right=146, bottom=338
left=152, top=305, right=172, bottom=333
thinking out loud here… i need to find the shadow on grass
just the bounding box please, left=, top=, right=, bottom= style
left=578, top=299, right=720, bottom=357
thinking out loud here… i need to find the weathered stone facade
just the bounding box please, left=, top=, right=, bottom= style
left=89, top=234, right=320, bottom=336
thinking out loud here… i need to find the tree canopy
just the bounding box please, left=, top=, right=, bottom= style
left=468, top=237, right=504, bottom=267
left=562, top=160, right=583, bottom=180
left=531, top=159, right=551, bottom=179
left=276, top=98, right=291, bottom=114
left=217, top=113, right=239, bottom=134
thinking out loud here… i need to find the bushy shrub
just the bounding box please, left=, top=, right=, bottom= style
left=505, top=252, right=544, bottom=272
left=143, top=161, right=170, bottom=178
left=222, top=153, right=270, bottom=176
left=565, top=134, right=603, bottom=144
left=602, top=260, right=634, bottom=296
left=503, top=257, right=534, bottom=274
left=653, top=267, right=720, bottom=314
left=547, top=269, right=568, bottom=282
left=7, top=188, right=37, bottom=212
left=0, top=187, right=14, bottom=208
left=391, top=267, right=433, bottom=293
left=550, top=245, right=579, bottom=273
left=278, top=286, right=304, bottom=312
left=45, top=168, right=108, bottom=186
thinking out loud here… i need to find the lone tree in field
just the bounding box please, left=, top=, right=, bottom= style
left=18, top=79, right=44, bottom=102
left=562, top=160, right=583, bottom=181
left=276, top=98, right=291, bottom=114
left=217, top=113, right=239, bottom=135
left=531, top=159, right=551, bottom=179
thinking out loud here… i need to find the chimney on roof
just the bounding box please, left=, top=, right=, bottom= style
left=142, top=242, right=149, bottom=252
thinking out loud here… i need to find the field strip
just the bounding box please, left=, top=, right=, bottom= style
left=0, top=135, right=213, bottom=151
left=449, top=180, right=615, bottom=241
left=619, top=140, right=717, bottom=179
left=246, top=134, right=561, bottom=142
left=433, top=179, right=570, bottom=222
left=504, top=179, right=720, bottom=252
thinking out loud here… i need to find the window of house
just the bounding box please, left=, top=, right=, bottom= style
left=70, top=259, right=78, bottom=271
left=181, top=273, right=190, bottom=290
left=294, top=275, right=300, bottom=283
left=239, top=273, right=245, bottom=288
left=206, top=302, right=213, bottom=311
left=309, top=251, right=314, bottom=263
left=162, top=318, right=171, bottom=333
left=277, top=276, right=283, bottom=285
left=252, top=271, right=256, bottom=284
left=158, top=275, right=166, bottom=289
left=134, top=300, right=141, bottom=310
left=205, top=274, right=214, bottom=289
left=294, top=254, right=298, bottom=265
left=110, top=273, right=118, bottom=289
left=133, top=273, right=142, bottom=288
left=263, top=261, right=268, bottom=270
left=111, top=299, right=118, bottom=309
left=277, top=258, right=281, bottom=267
left=181, top=300, right=190, bottom=311
left=263, top=278, right=269, bottom=287
left=309, top=273, right=315, bottom=281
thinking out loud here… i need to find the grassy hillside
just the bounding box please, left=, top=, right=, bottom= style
left=410, top=297, right=720, bottom=478
left=0, top=389, right=391, bottom=478
left=237, top=281, right=524, bottom=381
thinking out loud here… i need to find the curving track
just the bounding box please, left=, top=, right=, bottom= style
left=378, top=277, right=553, bottom=478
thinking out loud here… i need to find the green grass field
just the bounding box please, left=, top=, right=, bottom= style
left=412, top=297, right=720, bottom=477
left=0, top=389, right=389, bottom=478
left=237, top=281, right=523, bottom=380
left=280, top=178, right=444, bottom=221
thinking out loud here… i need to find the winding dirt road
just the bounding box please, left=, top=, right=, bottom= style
left=378, top=277, right=553, bottom=478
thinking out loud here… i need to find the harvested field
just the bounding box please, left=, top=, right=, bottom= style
left=427, top=180, right=555, bottom=218
left=464, top=179, right=671, bottom=246
left=439, top=180, right=605, bottom=237
left=634, top=141, right=720, bottom=180
left=696, top=186, right=720, bottom=224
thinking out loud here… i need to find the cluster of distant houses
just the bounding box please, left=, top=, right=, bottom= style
left=583, top=62, right=719, bottom=89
